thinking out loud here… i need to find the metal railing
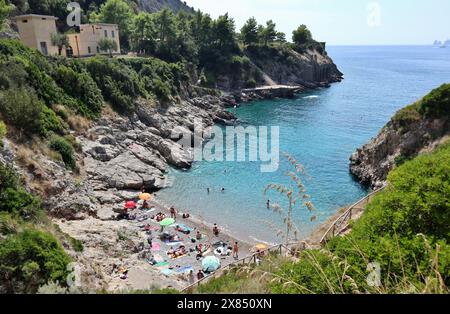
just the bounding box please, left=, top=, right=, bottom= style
left=319, top=185, right=387, bottom=245
left=181, top=244, right=293, bottom=293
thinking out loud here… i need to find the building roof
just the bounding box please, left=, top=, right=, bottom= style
left=12, top=14, right=59, bottom=21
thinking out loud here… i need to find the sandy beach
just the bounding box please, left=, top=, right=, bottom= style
left=57, top=192, right=256, bottom=292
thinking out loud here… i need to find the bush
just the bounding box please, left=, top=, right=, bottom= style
left=0, top=163, right=41, bottom=219
left=0, top=88, right=44, bottom=135
left=85, top=57, right=145, bottom=112
left=0, top=228, right=71, bottom=293
left=49, top=135, right=76, bottom=170
left=418, top=83, right=450, bottom=118
left=0, top=120, right=6, bottom=142
left=39, top=106, right=64, bottom=137
left=53, top=65, right=104, bottom=118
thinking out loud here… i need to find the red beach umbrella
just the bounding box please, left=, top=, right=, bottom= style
left=125, top=201, right=136, bottom=209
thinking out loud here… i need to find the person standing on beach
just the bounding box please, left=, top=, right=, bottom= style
left=197, top=270, right=205, bottom=281
left=233, top=242, right=239, bottom=259
left=213, top=224, right=220, bottom=236
left=189, top=270, right=195, bottom=284
left=170, top=207, right=177, bottom=219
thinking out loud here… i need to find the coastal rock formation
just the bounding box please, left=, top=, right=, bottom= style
left=350, top=87, right=449, bottom=188
left=243, top=46, right=342, bottom=89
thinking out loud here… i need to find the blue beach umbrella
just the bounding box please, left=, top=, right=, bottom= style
left=202, top=256, right=221, bottom=273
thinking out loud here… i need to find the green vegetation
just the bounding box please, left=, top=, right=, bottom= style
left=50, top=33, right=69, bottom=56
left=393, top=83, right=450, bottom=127
left=0, top=0, right=11, bottom=30
left=49, top=134, right=76, bottom=169
left=98, top=37, right=118, bottom=56
left=0, top=120, right=6, bottom=143
left=0, top=163, right=71, bottom=293
left=198, top=141, right=450, bottom=294
left=0, top=229, right=71, bottom=293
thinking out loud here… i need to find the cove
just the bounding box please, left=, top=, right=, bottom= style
left=156, top=46, right=450, bottom=243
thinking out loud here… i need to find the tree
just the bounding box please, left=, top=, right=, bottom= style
left=90, top=0, right=133, bottom=49
left=0, top=0, right=11, bottom=31
left=98, top=37, right=118, bottom=57
left=292, top=24, right=312, bottom=46
left=130, top=12, right=157, bottom=55
left=50, top=33, right=69, bottom=56
left=276, top=32, right=287, bottom=43
left=260, top=20, right=277, bottom=46
left=240, top=17, right=259, bottom=46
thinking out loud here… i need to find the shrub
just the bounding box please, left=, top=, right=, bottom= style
left=0, top=88, right=43, bottom=135
left=39, top=106, right=64, bottom=137
left=85, top=57, right=144, bottom=112
left=418, top=83, right=450, bottom=118
left=53, top=65, right=104, bottom=118
left=0, top=228, right=71, bottom=293
left=0, top=163, right=41, bottom=219
left=0, top=120, right=6, bottom=142
left=49, top=135, right=76, bottom=170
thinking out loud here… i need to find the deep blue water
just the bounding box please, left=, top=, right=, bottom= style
left=157, top=46, right=450, bottom=244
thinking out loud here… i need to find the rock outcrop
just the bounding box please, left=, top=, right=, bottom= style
left=350, top=93, right=449, bottom=188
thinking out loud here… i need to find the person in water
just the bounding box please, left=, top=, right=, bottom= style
left=221, top=188, right=225, bottom=193
left=266, top=200, right=270, bottom=209
left=207, top=187, right=210, bottom=194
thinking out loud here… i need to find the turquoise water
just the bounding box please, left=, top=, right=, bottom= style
left=157, top=46, right=450, bottom=244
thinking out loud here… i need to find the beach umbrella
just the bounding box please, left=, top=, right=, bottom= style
left=160, top=218, right=175, bottom=227
left=202, top=256, right=221, bottom=273
left=139, top=193, right=152, bottom=201
left=255, top=243, right=268, bottom=250
left=125, top=201, right=136, bottom=209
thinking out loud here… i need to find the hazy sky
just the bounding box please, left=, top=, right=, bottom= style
left=184, top=0, right=450, bottom=45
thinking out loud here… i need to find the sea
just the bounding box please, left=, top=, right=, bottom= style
left=156, top=46, right=450, bottom=244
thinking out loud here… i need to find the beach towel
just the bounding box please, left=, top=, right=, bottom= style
left=154, top=261, right=170, bottom=268
left=151, top=243, right=161, bottom=251
left=161, top=268, right=173, bottom=276
left=174, top=224, right=192, bottom=233
left=164, top=241, right=184, bottom=246
left=176, top=265, right=194, bottom=274
left=154, top=254, right=165, bottom=263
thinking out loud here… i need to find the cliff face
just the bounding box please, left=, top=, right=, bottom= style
left=215, top=45, right=343, bottom=91
left=245, top=46, right=343, bottom=87
left=350, top=84, right=450, bottom=188
left=137, top=0, right=192, bottom=13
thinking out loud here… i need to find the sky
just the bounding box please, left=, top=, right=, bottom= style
left=184, top=0, right=450, bottom=45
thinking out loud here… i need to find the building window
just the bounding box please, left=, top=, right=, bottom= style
left=40, top=42, right=48, bottom=56
left=22, top=19, right=28, bottom=23
left=104, top=30, right=108, bottom=37
left=88, top=46, right=91, bottom=54
left=112, top=30, right=115, bottom=38
left=96, top=46, right=100, bottom=53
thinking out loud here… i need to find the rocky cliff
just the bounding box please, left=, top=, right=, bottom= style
left=350, top=84, right=450, bottom=188
left=245, top=45, right=342, bottom=88
left=137, top=0, right=192, bottom=13
left=215, top=45, right=343, bottom=91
